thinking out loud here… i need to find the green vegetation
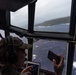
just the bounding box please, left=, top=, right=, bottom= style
left=36, top=16, right=70, bottom=26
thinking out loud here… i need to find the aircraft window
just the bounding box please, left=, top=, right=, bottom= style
left=10, top=33, right=28, bottom=43
left=10, top=6, right=28, bottom=29
left=0, top=30, right=5, bottom=38
left=34, top=0, right=72, bottom=33
left=72, top=47, right=76, bottom=75
left=10, top=0, right=72, bottom=33
left=33, top=39, right=67, bottom=74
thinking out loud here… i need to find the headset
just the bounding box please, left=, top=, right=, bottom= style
left=5, top=36, right=18, bottom=64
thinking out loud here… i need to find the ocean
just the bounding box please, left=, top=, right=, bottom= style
left=34, top=23, right=69, bottom=32
left=32, top=23, right=76, bottom=75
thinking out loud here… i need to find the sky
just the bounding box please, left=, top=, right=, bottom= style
left=11, top=0, right=72, bottom=27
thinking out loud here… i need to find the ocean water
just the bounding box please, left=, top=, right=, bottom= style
left=32, top=23, right=76, bottom=75
left=34, top=23, right=69, bottom=32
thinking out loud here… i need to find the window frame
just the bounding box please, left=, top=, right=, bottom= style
left=0, top=0, right=76, bottom=75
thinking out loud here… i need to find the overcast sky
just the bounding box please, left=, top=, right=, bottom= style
left=11, top=0, right=72, bottom=27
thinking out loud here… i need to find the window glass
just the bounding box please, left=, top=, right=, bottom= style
left=10, top=33, right=28, bottom=43
left=0, top=30, right=5, bottom=39
left=33, top=39, right=67, bottom=74
left=11, top=6, right=28, bottom=29
left=34, top=0, right=72, bottom=32
left=72, top=46, right=76, bottom=75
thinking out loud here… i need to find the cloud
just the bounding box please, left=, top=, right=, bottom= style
left=11, top=6, right=28, bottom=27
left=11, top=0, right=71, bottom=26
left=34, top=0, right=71, bottom=24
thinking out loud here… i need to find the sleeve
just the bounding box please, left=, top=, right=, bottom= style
left=20, top=73, right=28, bottom=75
